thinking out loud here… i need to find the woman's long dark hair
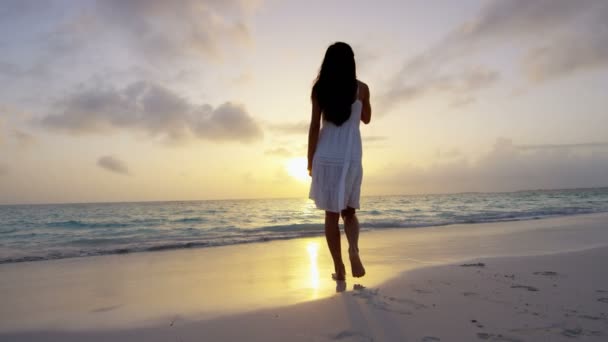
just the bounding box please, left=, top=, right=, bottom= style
left=312, top=42, right=357, bottom=126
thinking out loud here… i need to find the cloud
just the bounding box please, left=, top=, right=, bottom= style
left=0, top=0, right=260, bottom=94
left=73, top=0, right=256, bottom=63
left=522, top=28, right=608, bottom=82
left=363, top=136, right=388, bottom=143
left=0, top=1, right=40, bottom=21
left=351, top=43, right=382, bottom=73
left=97, top=155, right=129, bottom=175
left=420, top=0, right=606, bottom=72
left=0, top=60, right=50, bottom=80
left=0, top=61, right=21, bottom=78
left=41, top=81, right=263, bottom=144
left=515, top=142, right=608, bottom=151
left=268, top=121, right=309, bottom=135
left=465, top=0, right=608, bottom=83
left=381, top=67, right=499, bottom=111
left=435, top=148, right=461, bottom=159
left=265, top=147, right=292, bottom=157
left=0, top=116, right=36, bottom=149
left=381, top=0, right=608, bottom=112
left=231, top=70, right=254, bottom=85
left=369, top=138, right=608, bottom=194
left=450, top=96, right=476, bottom=108
left=13, top=130, right=36, bottom=149
left=454, top=1, right=585, bottom=43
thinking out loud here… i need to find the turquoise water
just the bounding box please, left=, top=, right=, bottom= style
left=1, top=188, right=608, bottom=264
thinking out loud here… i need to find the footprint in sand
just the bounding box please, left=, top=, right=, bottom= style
left=89, top=304, right=122, bottom=313
left=412, top=287, right=433, bottom=294
left=470, top=319, right=484, bottom=328
left=332, top=330, right=373, bottom=341
left=562, top=328, right=583, bottom=337
left=561, top=327, right=604, bottom=338
left=421, top=337, right=441, bottom=341
left=476, top=332, right=523, bottom=341
left=352, top=288, right=413, bottom=315
left=385, top=296, right=427, bottom=310
left=461, top=263, right=485, bottom=267
left=511, top=285, right=539, bottom=292
left=533, top=271, right=558, bottom=277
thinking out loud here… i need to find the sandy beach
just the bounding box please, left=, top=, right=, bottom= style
left=1, top=213, right=608, bottom=341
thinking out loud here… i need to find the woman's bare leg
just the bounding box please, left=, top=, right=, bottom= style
left=325, top=211, right=345, bottom=280
left=342, top=208, right=365, bottom=277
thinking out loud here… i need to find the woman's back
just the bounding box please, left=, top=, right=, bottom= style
left=315, top=88, right=363, bottom=162
left=309, top=82, right=364, bottom=214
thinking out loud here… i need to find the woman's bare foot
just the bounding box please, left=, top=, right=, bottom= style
left=332, top=263, right=346, bottom=281
left=349, top=249, right=366, bottom=278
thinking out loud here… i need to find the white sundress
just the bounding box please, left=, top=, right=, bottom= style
left=309, top=88, right=363, bottom=213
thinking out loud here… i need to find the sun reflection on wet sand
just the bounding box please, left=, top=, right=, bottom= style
left=306, top=242, right=320, bottom=299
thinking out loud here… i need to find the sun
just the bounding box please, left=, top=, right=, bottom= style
left=285, top=157, right=310, bottom=182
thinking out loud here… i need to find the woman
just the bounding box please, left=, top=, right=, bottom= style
left=308, top=42, right=372, bottom=281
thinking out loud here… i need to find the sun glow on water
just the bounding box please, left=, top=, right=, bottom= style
left=285, top=157, right=309, bottom=182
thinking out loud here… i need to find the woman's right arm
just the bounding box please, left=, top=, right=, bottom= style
left=360, top=83, right=372, bottom=124
left=307, top=96, right=322, bottom=175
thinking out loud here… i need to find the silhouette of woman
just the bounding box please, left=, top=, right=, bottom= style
left=308, top=42, right=372, bottom=281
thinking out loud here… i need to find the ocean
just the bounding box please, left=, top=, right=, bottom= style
left=1, top=188, right=608, bottom=264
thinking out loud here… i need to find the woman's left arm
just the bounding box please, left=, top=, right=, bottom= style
left=360, top=83, right=372, bottom=124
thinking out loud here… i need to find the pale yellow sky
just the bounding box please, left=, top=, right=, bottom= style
left=1, top=0, right=608, bottom=204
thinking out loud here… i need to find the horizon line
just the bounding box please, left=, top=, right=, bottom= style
left=1, top=185, right=606, bottom=207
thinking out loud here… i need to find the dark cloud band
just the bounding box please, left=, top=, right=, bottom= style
left=379, top=0, right=608, bottom=112
left=369, top=138, right=608, bottom=194
left=97, top=155, right=129, bottom=175
left=41, top=81, right=263, bottom=144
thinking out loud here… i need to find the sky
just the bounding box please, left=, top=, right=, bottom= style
left=0, top=0, right=607, bottom=204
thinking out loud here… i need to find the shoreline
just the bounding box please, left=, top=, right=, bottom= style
left=2, top=211, right=607, bottom=266
left=1, top=213, right=608, bottom=340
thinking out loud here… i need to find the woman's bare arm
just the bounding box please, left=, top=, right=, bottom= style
left=307, top=96, right=322, bottom=175
left=360, top=82, right=372, bottom=124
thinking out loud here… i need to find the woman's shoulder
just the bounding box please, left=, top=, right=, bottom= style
left=357, top=79, right=369, bottom=90
left=357, top=80, right=370, bottom=96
